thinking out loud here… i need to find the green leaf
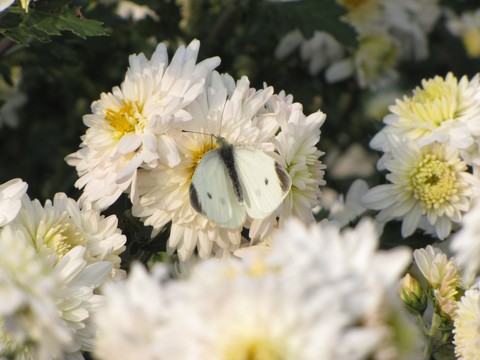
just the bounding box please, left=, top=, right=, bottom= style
left=269, top=0, right=357, bottom=47
left=52, top=7, right=108, bottom=39
left=0, top=11, right=22, bottom=29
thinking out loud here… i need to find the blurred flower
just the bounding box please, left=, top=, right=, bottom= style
left=447, top=8, right=480, bottom=58
left=414, top=245, right=463, bottom=320
left=93, top=263, right=172, bottom=360
left=326, top=143, right=377, bottom=180
left=0, top=0, right=14, bottom=11
left=116, top=1, right=158, bottom=21
left=362, top=136, right=478, bottom=239
left=451, top=202, right=480, bottom=280
left=328, top=179, right=369, bottom=227
left=0, top=189, right=126, bottom=358
left=132, top=72, right=279, bottom=260
left=327, top=33, right=399, bottom=90
left=0, top=66, right=27, bottom=128
left=300, top=31, right=345, bottom=76
left=66, top=40, right=220, bottom=210
left=0, top=178, right=27, bottom=227
left=0, top=225, right=71, bottom=360
left=371, top=73, right=480, bottom=167
left=93, top=218, right=421, bottom=359
left=453, top=289, right=480, bottom=359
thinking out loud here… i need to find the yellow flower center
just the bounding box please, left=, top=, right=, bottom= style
left=188, top=140, right=217, bottom=181
left=37, top=211, right=87, bottom=263
left=223, top=335, right=288, bottom=360
left=410, top=154, right=456, bottom=210
left=105, top=100, right=142, bottom=140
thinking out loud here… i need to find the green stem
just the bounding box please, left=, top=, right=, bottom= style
left=423, top=311, right=443, bottom=359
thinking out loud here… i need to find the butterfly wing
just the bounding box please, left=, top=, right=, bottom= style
left=189, top=149, right=246, bottom=228
left=233, top=144, right=291, bottom=219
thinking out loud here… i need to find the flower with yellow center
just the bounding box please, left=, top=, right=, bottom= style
left=371, top=72, right=480, bottom=168
left=132, top=71, right=281, bottom=260
left=66, top=40, right=220, bottom=210
left=93, top=218, right=420, bottom=359
left=362, top=136, right=479, bottom=239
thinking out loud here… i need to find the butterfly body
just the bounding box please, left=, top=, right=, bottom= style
left=189, top=137, right=291, bottom=228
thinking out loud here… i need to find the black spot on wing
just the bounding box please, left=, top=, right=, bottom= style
left=265, top=178, right=269, bottom=185
left=189, top=183, right=203, bottom=214
left=207, top=192, right=212, bottom=199
left=275, top=162, right=291, bottom=193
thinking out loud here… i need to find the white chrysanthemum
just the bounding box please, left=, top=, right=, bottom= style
left=0, top=178, right=27, bottom=227
left=453, top=289, right=480, bottom=359
left=15, top=192, right=126, bottom=278
left=362, top=136, right=479, bottom=239
left=451, top=203, right=480, bottom=280
left=248, top=100, right=326, bottom=240
left=66, top=40, right=220, bottom=210
left=1, top=192, right=126, bottom=358
left=371, top=73, right=480, bottom=167
left=0, top=225, right=71, bottom=360
left=93, top=218, right=420, bottom=359
left=132, top=71, right=280, bottom=260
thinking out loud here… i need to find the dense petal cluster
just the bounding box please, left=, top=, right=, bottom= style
left=93, top=218, right=420, bottom=359
left=363, top=72, right=480, bottom=240
left=0, top=180, right=126, bottom=359
left=68, top=40, right=326, bottom=261
left=66, top=40, right=221, bottom=210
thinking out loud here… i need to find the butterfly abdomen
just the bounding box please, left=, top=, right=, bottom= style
left=217, top=138, right=243, bottom=203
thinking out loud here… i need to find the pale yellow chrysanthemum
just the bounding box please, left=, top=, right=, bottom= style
left=413, top=245, right=463, bottom=320
left=453, top=289, right=480, bottom=359
left=371, top=73, right=480, bottom=167
left=362, top=136, right=479, bottom=239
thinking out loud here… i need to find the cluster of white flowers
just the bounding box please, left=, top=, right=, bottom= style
left=362, top=72, right=480, bottom=240
left=93, top=218, right=421, bottom=359
left=0, top=179, right=126, bottom=359
left=67, top=40, right=327, bottom=261
left=275, top=0, right=441, bottom=90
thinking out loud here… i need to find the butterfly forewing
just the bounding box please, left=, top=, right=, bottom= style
left=189, top=148, right=246, bottom=228
left=233, top=144, right=291, bottom=219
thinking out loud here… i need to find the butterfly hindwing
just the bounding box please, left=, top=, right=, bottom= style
left=189, top=148, right=246, bottom=228
left=233, top=144, right=291, bottom=219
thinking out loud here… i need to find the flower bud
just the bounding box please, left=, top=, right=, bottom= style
left=400, top=273, right=427, bottom=313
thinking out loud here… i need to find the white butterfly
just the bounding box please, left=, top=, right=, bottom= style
left=189, top=137, right=291, bottom=228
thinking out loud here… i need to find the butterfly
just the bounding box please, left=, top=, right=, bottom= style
left=189, top=136, right=291, bottom=228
